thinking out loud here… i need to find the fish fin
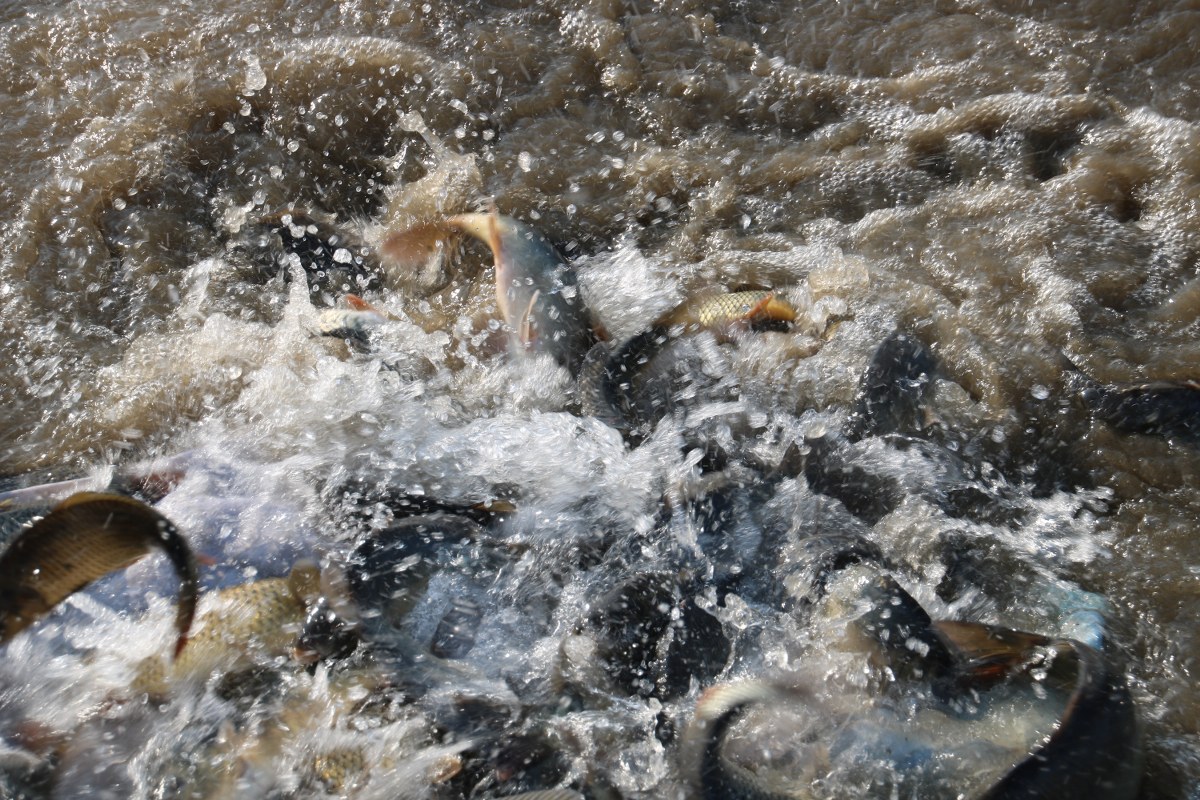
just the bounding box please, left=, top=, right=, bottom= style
left=517, top=289, right=541, bottom=346
left=380, top=222, right=459, bottom=271
left=744, top=292, right=776, bottom=320
left=759, top=294, right=799, bottom=323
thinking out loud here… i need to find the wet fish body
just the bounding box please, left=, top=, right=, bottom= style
left=659, top=291, right=799, bottom=333
left=580, top=290, right=797, bottom=441
left=1083, top=380, right=1200, bottom=441
left=252, top=209, right=381, bottom=300
left=683, top=618, right=1142, bottom=800
left=0, top=492, right=198, bottom=659
left=845, top=330, right=936, bottom=441
left=384, top=212, right=596, bottom=374
left=132, top=563, right=321, bottom=696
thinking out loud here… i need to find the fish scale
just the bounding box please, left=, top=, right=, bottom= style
left=0, top=492, right=198, bottom=659
left=661, top=290, right=798, bottom=330
left=132, top=564, right=319, bottom=697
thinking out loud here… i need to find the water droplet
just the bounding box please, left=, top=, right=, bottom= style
left=1031, top=384, right=1050, bottom=400
left=242, top=56, right=267, bottom=93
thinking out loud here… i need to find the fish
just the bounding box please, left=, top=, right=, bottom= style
left=131, top=562, right=322, bottom=697
left=316, top=293, right=387, bottom=340
left=252, top=208, right=382, bottom=301
left=0, top=455, right=190, bottom=513
left=346, top=514, right=485, bottom=633
left=0, top=492, right=198, bottom=659
left=681, top=595, right=1142, bottom=800
left=383, top=211, right=596, bottom=374
left=578, top=290, right=797, bottom=441
left=682, top=680, right=813, bottom=800
left=657, top=290, right=798, bottom=333
left=937, top=623, right=1143, bottom=800
left=1062, top=355, right=1200, bottom=441
left=844, top=330, right=936, bottom=441
left=854, top=574, right=963, bottom=700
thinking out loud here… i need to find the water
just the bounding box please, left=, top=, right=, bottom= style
left=1, top=0, right=1198, bottom=797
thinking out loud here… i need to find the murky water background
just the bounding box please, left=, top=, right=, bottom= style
left=1, top=0, right=1198, bottom=797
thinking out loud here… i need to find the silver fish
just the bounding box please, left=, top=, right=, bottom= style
left=383, top=212, right=596, bottom=374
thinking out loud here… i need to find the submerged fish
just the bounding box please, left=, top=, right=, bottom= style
left=579, top=290, right=798, bottom=440
left=1062, top=356, right=1200, bottom=441
left=0, top=492, right=198, bottom=659
left=1083, top=380, right=1200, bottom=441
left=383, top=211, right=596, bottom=374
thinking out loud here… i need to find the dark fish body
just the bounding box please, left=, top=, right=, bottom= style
left=683, top=618, right=1141, bottom=800
left=856, top=574, right=961, bottom=698
left=0, top=492, right=198, bottom=659
left=803, top=430, right=1022, bottom=526
left=846, top=330, right=936, bottom=441
left=252, top=209, right=381, bottom=301
left=584, top=571, right=729, bottom=702
left=1084, top=380, right=1200, bottom=441
left=346, top=513, right=496, bottom=650
left=579, top=291, right=797, bottom=441
left=1062, top=356, right=1199, bottom=442
left=802, top=431, right=906, bottom=524
left=939, top=623, right=1143, bottom=800
left=295, top=595, right=359, bottom=663
left=577, top=327, right=674, bottom=441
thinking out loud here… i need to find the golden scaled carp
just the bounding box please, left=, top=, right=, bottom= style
left=383, top=211, right=596, bottom=374
left=656, top=290, right=798, bottom=334
left=0, top=492, right=198, bottom=659
left=132, top=562, right=323, bottom=697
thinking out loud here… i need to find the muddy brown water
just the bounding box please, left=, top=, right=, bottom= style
left=0, top=1, right=1198, bottom=797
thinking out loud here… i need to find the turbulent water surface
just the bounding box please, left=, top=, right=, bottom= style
left=1, top=0, right=1198, bottom=797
